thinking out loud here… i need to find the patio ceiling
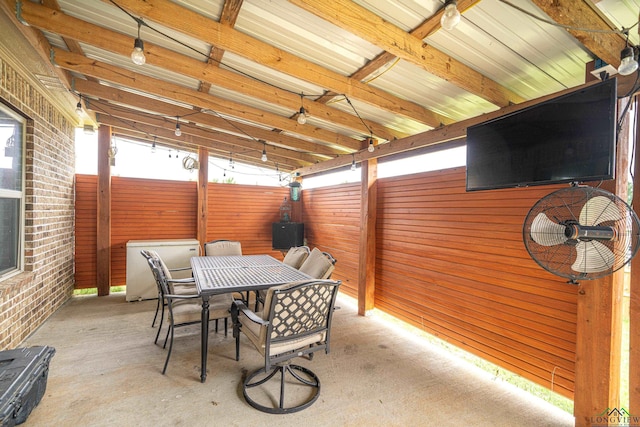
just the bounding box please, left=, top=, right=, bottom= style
left=1, top=0, right=639, bottom=174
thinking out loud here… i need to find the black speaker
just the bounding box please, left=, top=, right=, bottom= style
left=272, top=222, right=304, bottom=250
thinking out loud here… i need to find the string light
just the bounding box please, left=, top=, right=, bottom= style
left=151, top=137, right=156, bottom=153
left=174, top=117, right=182, bottom=136
left=131, top=19, right=146, bottom=65
left=350, top=154, right=357, bottom=172
left=441, top=0, right=461, bottom=31
left=75, top=95, right=83, bottom=116
left=261, top=141, right=268, bottom=162
left=367, top=137, right=375, bottom=153
left=297, top=94, right=307, bottom=125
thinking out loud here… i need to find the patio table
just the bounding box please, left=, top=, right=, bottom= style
left=191, top=255, right=312, bottom=382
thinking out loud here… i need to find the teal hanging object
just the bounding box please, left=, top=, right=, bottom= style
left=289, top=181, right=301, bottom=202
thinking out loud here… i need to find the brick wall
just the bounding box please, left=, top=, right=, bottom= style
left=0, top=58, right=75, bottom=349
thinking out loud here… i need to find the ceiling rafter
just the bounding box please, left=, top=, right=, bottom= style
left=51, top=48, right=363, bottom=150
left=15, top=1, right=392, bottom=146
left=75, top=78, right=339, bottom=159
left=98, top=0, right=450, bottom=128
left=289, top=0, right=525, bottom=107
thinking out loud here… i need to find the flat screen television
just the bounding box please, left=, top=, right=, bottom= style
left=465, top=78, right=617, bottom=191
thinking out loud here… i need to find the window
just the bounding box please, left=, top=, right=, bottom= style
left=0, top=104, right=24, bottom=278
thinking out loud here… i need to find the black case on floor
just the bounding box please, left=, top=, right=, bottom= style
left=0, top=346, right=55, bottom=426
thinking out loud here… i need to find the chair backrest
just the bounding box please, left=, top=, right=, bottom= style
left=262, top=280, right=341, bottom=366
left=298, top=248, right=336, bottom=279
left=282, top=246, right=310, bottom=269
left=204, top=239, right=242, bottom=256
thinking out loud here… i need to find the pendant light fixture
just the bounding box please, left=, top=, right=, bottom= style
left=174, top=117, right=182, bottom=136
left=261, top=141, right=268, bottom=162
left=75, top=95, right=83, bottom=116
left=618, top=45, right=639, bottom=76
left=350, top=154, right=357, bottom=171
left=440, top=0, right=461, bottom=31
left=131, top=19, right=146, bottom=65
left=151, top=137, right=157, bottom=153
left=297, top=94, right=307, bottom=125
left=367, top=137, right=375, bottom=153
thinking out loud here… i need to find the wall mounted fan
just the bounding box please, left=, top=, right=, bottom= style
left=523, top=186, right=640, bottom=283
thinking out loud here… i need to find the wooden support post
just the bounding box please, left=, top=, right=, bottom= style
left=630, top=99, right=640, bottom=417
left=96, top=125, right=111, bottom=296
left=574, top=94, right=631, bottom=425
left=197, top=147, right=209, bottom=253
left=358, top=157, right=377, bottom=316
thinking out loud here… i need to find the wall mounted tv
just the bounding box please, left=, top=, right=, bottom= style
left=465, top=78, right=617, bottom=191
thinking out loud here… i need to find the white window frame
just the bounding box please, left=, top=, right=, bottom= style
left=0, top=103, right=25, bottom=280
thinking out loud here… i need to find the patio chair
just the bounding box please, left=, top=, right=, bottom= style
left=231, top=279, right=341, bottom=413
left=140, top=250, right=197, bottom=338
left=146, top=256, right=234, bottom=375
left=282, top=245, right=311, bottom=269
left=204, top=239, right=242, bottom=256
left=298, top=248, right=337, bottom=279
left=254, top=245, right=311, bottom=310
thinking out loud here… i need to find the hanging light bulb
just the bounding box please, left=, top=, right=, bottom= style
left=75, top=95, right=83, bottom=116
left=151, top=139, right=156, bottom=153
left=367, top=137, right=375, bottom=153
left=131, top=20, right=146, bottom=65
left=297, top=94, right=307, bottom=124
left=174, top=117, right=182, bottom=137
left=618, top=46, right=639, bottom=76
left=350, top=155, right=357, bottom=172
left=261, top=142, right=268, bottom=162
left=440, top=0, right=461, bottom=31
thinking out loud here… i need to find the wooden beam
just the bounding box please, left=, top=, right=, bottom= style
left=631, top=100, right=640, bottom=416
left=197, top=146, right=209, bottom=252
left=96, top=125, right=112, bottom=296
left=100, top=0, right=450, bottom=128
left=530, top=0, right=626, bottom=68
left=358, top=157, right=377, bottom=316
left=16, top=1, right=401, bottom=142
left=93, top=104, right=318, bottom=165
left=289, top=0, right=524, bottom=107
left=51, top=48, right=361, bottom=151
left=295, top=80, right=606, bottom=176
left=75, top=79, right=344, bottom=158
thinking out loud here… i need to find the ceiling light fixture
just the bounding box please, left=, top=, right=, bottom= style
left=350, top=154, right=357, bottom=172
left=131, top=19, right=146, bottom=65
left=440, top=0, right=461, bottom=31
left=151, top=137, right=156, bottom=153
left=297, top=94, right=307, bottom=125
left=367, top=137, right=375, bottom=153
left=75, top=95, right=83, bottom=116
left=174, top=117, right=182, bottom=136
left=618, top=45, right=639, bottom=76
left=261, top=141, right=268, bottom=162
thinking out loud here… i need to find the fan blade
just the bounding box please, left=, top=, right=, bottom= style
left=571, top=241, right=615, bottom=273
left=579, top=196, right=622, bottom=226
left=530, top=213, right=568, bottom=246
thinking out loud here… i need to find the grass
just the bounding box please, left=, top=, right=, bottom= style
left=73, top=286, right=125, bottom=296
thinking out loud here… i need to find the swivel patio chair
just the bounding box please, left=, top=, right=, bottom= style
left=231, top=279, right=341, bottom=413
left=204, top=239, right=242, bottom=256
left=146, top=256, right=234, bottom=375
left=298, top=247, right=337, bottom=279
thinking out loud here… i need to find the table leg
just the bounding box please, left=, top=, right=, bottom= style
left=201, top=295, right=210, bottom=383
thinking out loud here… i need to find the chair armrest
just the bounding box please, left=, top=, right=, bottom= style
left=169, top=266, right=192, bottom=272
left=167, top=277, right=195, bottom=284
left=231, top=300, right=267, bottom=326
left=163, top=293, right=200, bottom=300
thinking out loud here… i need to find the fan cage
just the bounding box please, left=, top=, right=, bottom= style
left=523, top=186, right=640, bottom=281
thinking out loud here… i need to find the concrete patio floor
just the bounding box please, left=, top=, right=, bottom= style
left=21, top=292, right=575, bottom=426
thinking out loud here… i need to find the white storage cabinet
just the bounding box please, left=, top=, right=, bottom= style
left=126, top=239, right=200, bottom=302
